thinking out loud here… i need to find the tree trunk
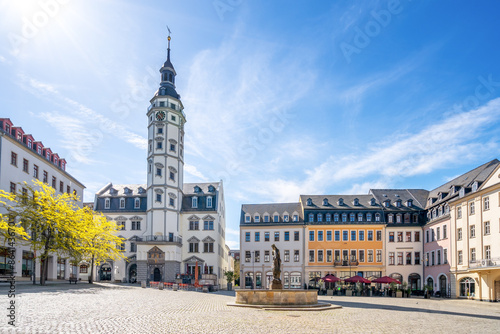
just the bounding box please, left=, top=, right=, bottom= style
left=89, top=255, right=95, bottom=284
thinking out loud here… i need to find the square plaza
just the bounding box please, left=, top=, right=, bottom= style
left=1, top=283, right=499, bottom=333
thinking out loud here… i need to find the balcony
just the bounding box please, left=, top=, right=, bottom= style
left=138, top=235, right=182, bottom=245
left=334, top=260, right=359, bottom=267
left=469, top=257, right=500, bottom=269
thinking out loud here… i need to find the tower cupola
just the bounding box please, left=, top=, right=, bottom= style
left=158, top=32, right=179, bottom=99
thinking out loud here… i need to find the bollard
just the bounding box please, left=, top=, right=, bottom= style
left=173, top=284, right=178, bottom=291
left=141, top=281, right=146, bottom=288
left=159, top=283, right=164, bottom=290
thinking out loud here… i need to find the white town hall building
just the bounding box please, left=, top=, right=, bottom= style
left=92, top=35, right=230, bottom=287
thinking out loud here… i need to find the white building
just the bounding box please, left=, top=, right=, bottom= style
left=93, top=35, right=231, bottom=287
left=0, top=118, right=85, bottom=282
left=370, top=189, right=428, bottom=290
left=240, top=203, right=305, bottom=289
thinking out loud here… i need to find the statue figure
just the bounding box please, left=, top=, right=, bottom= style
left=271, top=244, right=282, bottom=289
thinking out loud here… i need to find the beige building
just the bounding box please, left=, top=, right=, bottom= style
left=449, top=161, right=500, bottom=301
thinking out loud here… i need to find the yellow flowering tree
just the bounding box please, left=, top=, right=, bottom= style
left=71, top=207, right=125, bottom=284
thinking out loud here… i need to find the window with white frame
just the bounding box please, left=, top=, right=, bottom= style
left=207, top=196, right=213, bottom=208
left=134, top=198, right=140, bottom=209
left=119, top=198, right=125, bottom=209
left=104, top=198, right=110, bottom=209
left=254, top=215, right=260, bottom=222
left=484, top=197, right=489, bottom=210
left=131, top=221, right=141, bottom=230
left=484, top=221, right=490, bottom=235
left=192, top=197, right=198, bottom=208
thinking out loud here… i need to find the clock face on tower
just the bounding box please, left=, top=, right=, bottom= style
left=156, top=111, right=166, bottom=121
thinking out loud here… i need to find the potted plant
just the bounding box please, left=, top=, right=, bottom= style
left=223, top=270, right=234, bottom=291
left=389, top=282, right=397, bottom=297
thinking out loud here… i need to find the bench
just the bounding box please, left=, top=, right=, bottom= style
left=69, top=277, right=78, bottom=284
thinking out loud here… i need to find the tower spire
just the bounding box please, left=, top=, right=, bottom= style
left=167, top=25, right=171, bottom=62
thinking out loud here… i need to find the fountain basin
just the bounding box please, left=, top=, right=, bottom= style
left=235, top=289, right=317, bottom=305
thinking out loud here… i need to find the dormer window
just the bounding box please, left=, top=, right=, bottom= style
left=264, top=215, right=269, bottom=223
left=207, top=196, right=213, bottom=208
left=119, top=198, right=125, bottom=209
left=353, top=198, right=359, bottom=206
left=208, top=185, right=215, bottom=192
left=194, top=186, right=201, bottom=193
left=254, top=215, right=260, bottom=222
left=384, top=200, right=390, bottom=208
left=406, top=200, right=413, bottom=207
left=370, top=198, right=376, bottom=206
left=245, top=215, right=251, bottom=223
left=134, top=198, right=140, bottom=209
left=395, top=200, right=401, bottom=208
left=284, top=215, right=289, bottom=222
left=27, top=139, right=32, bottom=148
left=472, top=182, right=478, bottom=192
left=104, top=198, right=110, bottom=209
left=192, top=197, right=198, bottom=208
left=293, top=214, right=298, bottom=222
left=317, top=214, right=322, bottom=222
left=307, top=198, right=312, bottom=206
left=323, top=198, right=329, bottom=206
left=338, top=198, right=344, bottom=206
left=273, top=215, right=279, bottom=222
left=459, top=188, right=465, bottom=197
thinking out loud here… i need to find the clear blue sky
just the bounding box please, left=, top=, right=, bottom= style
left=1, top=0, right=500, bottom=250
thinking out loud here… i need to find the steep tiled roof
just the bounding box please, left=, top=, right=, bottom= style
left=241, top=203, right=302, bottom=223
left=299, top=195, right=379, bottom=209
left=425, top=159, right=500, bottom=209
left=96, top=183, right=147, bottom=197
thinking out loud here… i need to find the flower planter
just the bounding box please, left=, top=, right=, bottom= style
left=346, top=290, right=353, bottom=296
left=396, top=291, right=403, bottom=298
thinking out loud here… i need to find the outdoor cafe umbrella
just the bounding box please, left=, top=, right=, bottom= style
left=344, top=275, right=371, bottom=284
left=371, top=276, right=401, bottom=284
left=321, top=274, right=341, bottom=283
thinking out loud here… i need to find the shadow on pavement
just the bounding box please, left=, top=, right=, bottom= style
left=322, top=299, right=500, bottom=321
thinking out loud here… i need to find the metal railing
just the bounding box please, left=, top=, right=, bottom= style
left=140, top=235, right=182, bottom=244
left=469, top=257, right=500, bottom=268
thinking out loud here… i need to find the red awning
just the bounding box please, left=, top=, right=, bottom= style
left=371, top=276, right=401, bottom=284
left=344, top=275, right=371, bottom=284
left=321, top=274, right=341, bottom=283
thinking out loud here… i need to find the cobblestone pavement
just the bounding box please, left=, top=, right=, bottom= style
left=1, top=283, right=499, bottom=333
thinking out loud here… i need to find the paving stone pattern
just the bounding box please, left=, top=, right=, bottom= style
left=1, top=283, right=499, bottom=333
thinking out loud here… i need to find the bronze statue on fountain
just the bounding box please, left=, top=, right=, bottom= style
left=271, top=244, right=283, bottom=289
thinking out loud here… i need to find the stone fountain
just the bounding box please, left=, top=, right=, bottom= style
left=229, top=244, right=340, bottom=311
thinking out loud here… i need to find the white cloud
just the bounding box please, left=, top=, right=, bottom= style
left=182, top=33, right=317, bottom=182
left=184, top=164, right=209, bottom=182
left=251, top=98, right=500, bottom=201
left=19, top=76, right=148, bottom=151
left=226, top=228, right=240, bottom=237
left=35, top=112, right=99, bottom=165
